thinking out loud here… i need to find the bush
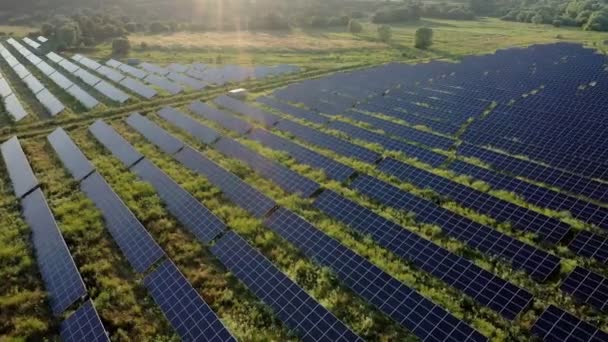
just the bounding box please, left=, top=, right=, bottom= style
left=377, top=25, right=392, bottom=42
left=553, top=19, right=562, bottom=27
left=149, top=22, right=169, bottom=33
left=124, top=22, right=137, bottom=33
left=415, top=27, right=433, bottom=49
left=310, top=16, right=329, bottom=27
left=372, top=7, right=419, bottom=23
left=532, top=14, right=544, bottom=24
left=348, top=19, right=363, bottom=34
left=328, top=15, right=350, bottom=27
left=584, top=9, right=608, bottom=31
left=112, top=37, right=130, bottom=55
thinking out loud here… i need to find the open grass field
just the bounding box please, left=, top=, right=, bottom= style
left=1, top=14, right=608, bottom=342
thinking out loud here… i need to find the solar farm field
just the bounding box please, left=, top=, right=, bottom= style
left=2, top=40, right=608, bottom=342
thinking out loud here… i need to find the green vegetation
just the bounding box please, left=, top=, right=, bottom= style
left=415, top=27, right=434, bottom=49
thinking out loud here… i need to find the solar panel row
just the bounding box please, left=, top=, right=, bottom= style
left=561, top=267, right=608, bottom=312
left=189, top=101, right=253, bottom=135
left=47, top=128, right=95, bottom=181
left=214, top=95, right=281, bottom=127
left=1, top=136, right=39, bottom=198
left=157, top=107, right=220, bottom=145
left=125, top=113, right=185, bottom=155
left=532, top=305, right=608, bottom=341
left=60, top=300, right=109, bottom=342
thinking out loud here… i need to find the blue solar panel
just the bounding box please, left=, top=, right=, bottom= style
left=189, top=101, right=252, bottom=135
left=561, top=267, right=608, bottom=312
left=532, top=305, right=608, bottom=341
left=131, top=159, right=225, bottom=243
left=256, top=96, right=329, bottom=125
left=313, top=190, right=533, bottom=320
left=264, top=208, right=487, bottom=342
left=213, top=95, right=280, bottom=127
left=157, top=107, right=220, bottom=145
left=274, top=119, right=380, bottom=164
left=144, top=260, right=236, bottom=341
left=80, top=172, right=165, bottom=273
left=174, top=147, right=276, bottom=218
left=60, top=300, right=109, bottom=342
left=47, top=128, right=95, bottom=182
left=247, top=128, right=355, bottom=182
left=377, top=158, right=571, bottom=245
left=327, top=120, right=447, bottom=167
left=125, top=113, right=184, bottom=155
left=1, top=136, right=39, bottom=198
left=89, top=120, right=143, bottom=168
left=211, top=231, right=363, bottom=342
left=568, top=231, right=608, bottom=265
left=21, top=188, right=87, bottom=315
left=213, top=137, right=320, bottom=197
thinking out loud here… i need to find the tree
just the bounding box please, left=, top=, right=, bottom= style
left=468, top=0, right=497, bottom=16
left=348, top=19, right=363, bottom=34
left=415, top=27, right=433, bottom=49
left=56, top=24, right=80, bottom=48
left=149, top=22, right=169, bottom=33
left=377, top=25, right=392, bottom=42
left=584, top=9, right=608, bottom=31
left=124, top=22, right=137, bottom=32
left=112, top=37, right=130, bottom=55
left=532, top=14, right=544, bottom=24
left=41, top=23, right=54, bottom=37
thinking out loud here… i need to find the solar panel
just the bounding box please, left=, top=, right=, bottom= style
left=248, top=128, right=355, bottom=182
left=561, top=267, right=608, bottom=312
left=49, top=72, right=73, bottom=90
left=95, top=81, right=129, bottom=103
left=131, top=159, right=226, bottom=243
left=264, top=208, right=487, bottom=342
left=47, top=128, right=95, bottom=181
left=214, top=137, right=320, bottom=197
left=4, top=94, right=28, bottom=122
left=47, top=52, right=64, bottom=63
left=568, top=231, right=608, bottom=264
left=166, top=72, right=206, bottom=90
left=211, top=231, right=363, bottom=342
left=25, top=53, right=42, bottom=65
left=105, top=59, right=121, bottom=68
left=313, top=190, right=533, bottom=320
left=37, top=36, right=49, bottom=43
left=140, top=62, right=170, bottom=76
left=189, top=101, right=252, bottom=135
left=13, top=64, right=31, bottom=79
left=167, top=63, right=188, bottom=73
left=58, top=59, right=80, bottom=73
left=125, top=113, right=184, bottom=155
left=157, top=107, right=220, bottom=145
left=96, top=65, right=125, bottom=83
left=36, top=89, right=65, bottom=116
left=89, top=120, right=143, bottom=168
left=119, top=77, right=157, bottom=99
left=213, top=95, right=280, bottom=127
left=174, top=146, right=276, bottom=218
left=4, top=55, right=19, bottom=68
left=81, top=172, right=165, bottom=273
left=60, top=300, right=109, bottom=342
left=0, top=77, right=12, bottom=97
left=257, top=96, right=329, bottom=125
left=144, top=74, right=182, bottom=95
left=531, top=305, right=608, bottom=341
left=21, top=188, right=87, bottom=315
left=71, top=54, right=84, bottom=62
left=77, top=57, right=102, bottom=71
left=117, top=63, right=148, bottom=79
left=1, top=136, right=39, bottom=198
left=275, top=119, right=380, bottom=164
left=65, top=85, right=100, bottom=110
left=36, top=61, right=56, bottom=76
left=74, top=68, right=101, bottom=87
left=144, top=260, right=236, bottom=341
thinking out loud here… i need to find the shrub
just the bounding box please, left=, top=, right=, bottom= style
left=328, top=15, right=350, bottom=27
left=149, top=22, right=169, bottom=33
left=372, top=7, right=419, bottom=23
left=553, top=19, right=562, bottom=27
left=348, top=19, right=363, bottom=34
left=124, top=22, right=137, bottom=33
left=377, top=25, right=392, bottom=42
left=532, top=14, right=544, bottom=24
left=415, top=27, right=433, bottom=49
left=310, top=16, right=329, bottom=27
left=112, top=37, right=130, bottom=55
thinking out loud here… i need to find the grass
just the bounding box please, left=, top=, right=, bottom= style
left=0, top=25, right=36, bottom=37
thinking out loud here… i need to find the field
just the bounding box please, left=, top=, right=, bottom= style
left=1, top=16, right=608, bottom=342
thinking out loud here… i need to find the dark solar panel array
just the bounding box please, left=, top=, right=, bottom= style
left=131, top=159, right=226, bottom=243
left=327, top=120, right=447, bottom=167
left=174, top=146, right=276, bottom=218
left=211, top=231, right=362, bottom=342
left=80, top=172, right=165, bottom=273
left=47, top=128, right=95, bottom=181
left=21, top=188, right=87, bottom=315
left=350, top=174, right=560, bottom=281
left=125, top=113, right=184, bottom=155
left=213, top=95, right=281, bottom=127
left=561, top=267, right=608, bottom=312
left=247, top=128, right=356, bottom=182
left=275, top=119, right=380, bottom=164
left=532, top=305, right=608, bottom=341
left=377, top=158, right=571, bottom=244
left=1, top=136, right=40, bottom=198
left=214, top=137, right=320, bottom=197
left=313, top=190, right=533, bottom=320
left=264, top=208, right=487, bottom=341
left=256, top=96, right=329, bottom=125
left=157, top=107, right=220, bottom=145
left=144, top=260, right=236, bottom=341
left=568, top=230, right=608, bottom=264
left=189, top=101, right=253, bottom=135
left=89, top=120, right=143, bottom=167
left=60, top=300, right=109, bottom=342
